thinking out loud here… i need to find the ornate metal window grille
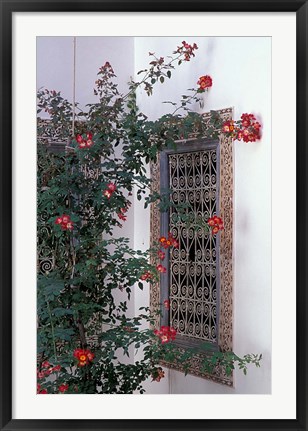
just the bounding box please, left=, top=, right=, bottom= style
left=160, top=140, right=220, bottom=349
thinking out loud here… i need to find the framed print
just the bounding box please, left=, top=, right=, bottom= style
left=1, top=0, right=307, bottom=430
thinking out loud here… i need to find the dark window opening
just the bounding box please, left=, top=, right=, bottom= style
left=160, top=139, right=220, bottom=350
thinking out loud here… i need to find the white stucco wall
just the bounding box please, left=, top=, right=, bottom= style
left=37, top=36, right=271, bottom=395
left=135, top=36, right=271, bottom=394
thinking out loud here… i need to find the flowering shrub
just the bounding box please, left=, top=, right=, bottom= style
left=222, top=113, right=262, bottom=143
left=37, top=41, right=262, bottom=394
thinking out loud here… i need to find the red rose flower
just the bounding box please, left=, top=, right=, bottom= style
left=62, top=215, right=70, bottom=224
left=75, top=132, right=94, bottom=149
left=241, top=113, right=256, bottom=128
left=76, top=134, right=83, bottom=144
left=156, top=264, right=167, bottom=273
left=207, top=216, right=224, bottom=234
left=207, top=218, right=215, bottom=227
left=168, top=232, right=179, bottom=248
left=55, top=214, right=73, bottom=231
left=59, top=384, right=69, bottom=393
left=154, top=326, right=177, bottom=343
left=222, top=120, right=234, bottom=134
left=103, top=189, right=112, bottom=199
left=158, top=250, right=165, bottom=260
left=73, top=348, right=95, bottom=367
left=103, top=183, right=116, bottom=200
left=197, top=75, right=213, bottom=91
left=140, top=271, right=152, bottom=281
left=253, top=121, right=261, bottom=131
left=42, top=361, right=50, bottom=368
left=107, top=182, right=116, bottom=192
left=236, top=129, right=244, bottom=141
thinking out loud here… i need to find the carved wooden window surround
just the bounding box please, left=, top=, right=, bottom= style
left=150, top=108, right=234, bottom=386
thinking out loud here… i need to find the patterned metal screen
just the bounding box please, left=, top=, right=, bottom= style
left=168, top=149, right=219, bottom=343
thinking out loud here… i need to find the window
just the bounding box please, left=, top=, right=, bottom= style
left=150, top=108, right=234, bottom=385
left=160, top=140, right=220, bottom=351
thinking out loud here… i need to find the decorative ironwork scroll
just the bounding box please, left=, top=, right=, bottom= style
left=150, top=108, right=234, bottom=386
left=169, top=150, right=218, bottom=343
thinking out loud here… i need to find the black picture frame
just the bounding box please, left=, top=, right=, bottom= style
left=1, top=1, right=307, bottom=430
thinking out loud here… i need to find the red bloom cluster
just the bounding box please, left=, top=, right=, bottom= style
left=151, top=367, right=165, bottom=382
left=103, top=182, right=116, bottom=199
left=207, top=215, right=224, bottom=235
left=73, top=348, right=95, bottom=367
left=222, top=120, right=235, bottom=134
left=37, top=384, right=47, bottom=394
left=55, top=214, right=73, bottom=231
left=222, top=114, right=262, bottom=143
left=59, top=384, right=69, bottom=393
left=197, top=75, right=213, bottom=92
left=140, top=271, right=152, bottom=281
left=159, top=232, right=179, bottom=249
left=76, top=132, right=94, bottom=149
left=37, top=362, right=61, bottom=393
left=174, top=41, right=198, bottom=61
left=37, top=361, right=61, bottom=380
left=239, top=113, right=262, bottom=142
left=156, top=264, right=167, bottom=273
left=154, top=326, right=177, bottom=344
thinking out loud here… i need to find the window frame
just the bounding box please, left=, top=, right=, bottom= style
left=159, top=139, right=221, bottom=352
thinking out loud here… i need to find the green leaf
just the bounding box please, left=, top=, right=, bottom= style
left=52, top=308, right=74, bottom=317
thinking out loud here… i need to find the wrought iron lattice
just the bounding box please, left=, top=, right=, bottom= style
left=168, top=149, right=219, bottom=343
